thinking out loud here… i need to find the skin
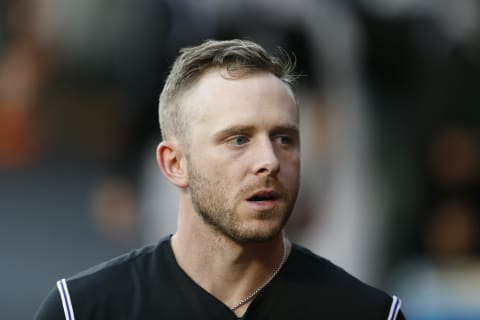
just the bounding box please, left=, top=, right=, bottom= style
left=157, top=68, right=300, bottom=316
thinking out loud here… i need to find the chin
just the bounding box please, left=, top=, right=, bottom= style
left=229, top=221, right=285, bottom=244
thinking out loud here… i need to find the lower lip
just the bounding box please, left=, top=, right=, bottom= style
left=246, top=200, right=277, bottom=211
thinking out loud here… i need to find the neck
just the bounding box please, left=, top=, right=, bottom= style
left=171, top=215, right=289, bottom=316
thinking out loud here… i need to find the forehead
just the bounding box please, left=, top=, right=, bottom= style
left=181, top=69, right=298, bottom=134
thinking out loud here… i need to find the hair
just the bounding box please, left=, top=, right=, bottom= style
left=158, top=39, right=297, bottom=144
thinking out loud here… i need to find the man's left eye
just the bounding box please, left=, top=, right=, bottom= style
left=275, top=135, right=292, bottom=145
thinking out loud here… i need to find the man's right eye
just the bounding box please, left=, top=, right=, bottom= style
left=228, top=136, right=249, bottom=146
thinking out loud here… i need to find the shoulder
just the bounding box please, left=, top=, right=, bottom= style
left=285, top=244, right=405, bottom=319
left=34, top=238, right=171, bottom=319
left=68, top=242, right=159, bottom=292
left=288, top=244, right=388, bottom=298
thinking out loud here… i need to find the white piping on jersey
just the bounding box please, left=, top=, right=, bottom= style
left=57, top=279, right=76, bottom=320
left=53, top=277, right=401, bottom=320
left=387, top=295, right=401, bottom=320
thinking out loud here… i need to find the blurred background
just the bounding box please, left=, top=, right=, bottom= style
left=1, top=0, right=479, bottom=319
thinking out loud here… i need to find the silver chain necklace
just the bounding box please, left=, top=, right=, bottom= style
left=230, top=239, right=288, bottom=311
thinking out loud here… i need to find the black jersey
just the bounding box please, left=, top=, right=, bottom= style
left=34, top=237, right=406, bottom=319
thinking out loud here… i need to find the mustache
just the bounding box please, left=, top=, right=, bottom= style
left=239, top=177, right=288, bottom=198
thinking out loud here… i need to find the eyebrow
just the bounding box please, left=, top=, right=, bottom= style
left=212, top=124, right=299, bottom=141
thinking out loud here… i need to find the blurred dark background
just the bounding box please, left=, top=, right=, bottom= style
left=1, top=1, right=479, bottom=319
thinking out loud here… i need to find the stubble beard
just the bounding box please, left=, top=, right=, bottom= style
left=187, top=161, right=298, bottom=244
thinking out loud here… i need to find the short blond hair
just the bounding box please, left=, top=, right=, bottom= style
left=158, top=39, right=296, bottom=144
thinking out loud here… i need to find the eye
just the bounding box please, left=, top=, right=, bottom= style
left=228, top=135, right=250, bottom=146
left=275, top=135, right=293, bottom=145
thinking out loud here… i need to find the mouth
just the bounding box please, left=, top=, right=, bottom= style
left=246, top=190, right=281, bottom=202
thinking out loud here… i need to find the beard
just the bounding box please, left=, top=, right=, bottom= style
left=187, top=160, right=298, bottom=244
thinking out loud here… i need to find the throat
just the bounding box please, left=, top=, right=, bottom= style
left=229, top=237, right=287, bottom=311
left=171, top=232, right=289, bottom=315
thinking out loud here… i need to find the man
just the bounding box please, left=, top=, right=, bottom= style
left=35, top=39, right=406, bottom=319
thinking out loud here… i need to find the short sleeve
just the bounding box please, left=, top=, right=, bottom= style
left=396, top=310, right=407, bottom=320
left=387, top=296, right=407, bottom=320
left=34, top=286, right=65, bottom=320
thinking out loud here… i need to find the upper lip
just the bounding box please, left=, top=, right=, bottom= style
left=247, top=189, right=281, bottom=201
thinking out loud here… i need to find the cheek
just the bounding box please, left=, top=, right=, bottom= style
left=212, top=150, right=249, bottom=173
left=281, top=151, right=300, bottom=170
left=280, top=155, right=300, bottom=185
left=200, top=157, right=241, bottom=187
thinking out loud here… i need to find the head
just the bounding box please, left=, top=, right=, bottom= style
left=159, top=39, right=296, bottom=146
left=158, top=39, right=300, bottom=244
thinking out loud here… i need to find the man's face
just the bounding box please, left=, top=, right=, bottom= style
left=182, top=69, right=300, bottom=243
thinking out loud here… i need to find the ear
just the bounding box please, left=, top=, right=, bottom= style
left=156, top=141, right=188, bottom=188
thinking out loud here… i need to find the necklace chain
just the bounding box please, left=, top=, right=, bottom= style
left=230, top=239, right=288, bottom=311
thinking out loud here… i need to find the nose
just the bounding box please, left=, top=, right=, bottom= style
left=252, top=138, right=280, bottom=176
